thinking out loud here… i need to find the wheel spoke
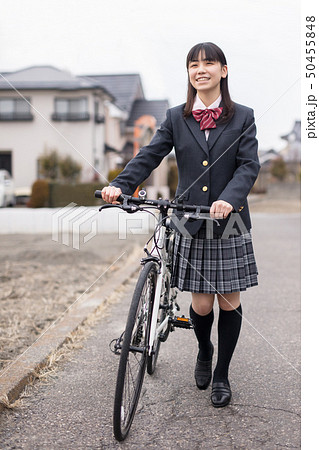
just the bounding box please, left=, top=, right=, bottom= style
left=113, top=262, right=158, bottom=441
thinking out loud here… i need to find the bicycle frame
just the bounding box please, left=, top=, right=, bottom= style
left=147, top=210, right=177, bottom=356
left=95, top=189, right=214, bottom=441
left=95, top=188, right=211, bottom=358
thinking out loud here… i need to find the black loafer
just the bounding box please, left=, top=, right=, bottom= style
left=211, top=381, right=232, bottom=407
left=194, top=358, right=213, bottom=390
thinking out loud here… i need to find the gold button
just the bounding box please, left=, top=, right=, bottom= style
left=202, top=160, right=208, bottom=166
left=202, top=186, right=208, bottom=192
left=238, top=206, right=244, bottom=211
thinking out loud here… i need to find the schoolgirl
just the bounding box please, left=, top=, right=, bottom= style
left=101, top=42, right=260, bottom=407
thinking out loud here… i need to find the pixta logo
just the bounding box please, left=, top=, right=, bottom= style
left=118, top=210, right=151, bottom=239
left=52, top=203, right=98, bottom=249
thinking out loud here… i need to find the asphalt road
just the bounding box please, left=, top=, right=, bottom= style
left=0, top=213, right=301, bottom=449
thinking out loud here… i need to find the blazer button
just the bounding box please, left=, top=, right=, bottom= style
left=202, top=160, right=208, bottom=166
left=202, top=186, right=208, bottom=192
left=238, top=206, right=244, bottom=211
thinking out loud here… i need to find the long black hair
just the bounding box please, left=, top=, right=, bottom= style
left=184, top=42, right=234, bottom=123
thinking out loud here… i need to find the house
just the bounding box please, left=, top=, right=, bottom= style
left=0, top=67, right=170, bottom=198
left=280, top=120, right=301, bottom=162
left=0, top=66, right=114, bottom=188
left=258, top=149, right=279, bottom=166
left=84, top=74, right=170, bottom=198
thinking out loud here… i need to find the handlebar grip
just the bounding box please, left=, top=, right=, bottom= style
left=94, top=190, right=124, bottom=203
left=198, top=205, right=211, bottom=214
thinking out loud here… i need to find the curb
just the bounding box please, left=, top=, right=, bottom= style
left=0, top=246, right=142, bottom=412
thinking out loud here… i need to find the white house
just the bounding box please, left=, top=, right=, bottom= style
left=0, top=66, right=114, bottom=188
left=0, top=66, right=170, bottom=198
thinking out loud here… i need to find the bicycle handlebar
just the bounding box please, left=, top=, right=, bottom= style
left=94, top=189, right=211, bottom=214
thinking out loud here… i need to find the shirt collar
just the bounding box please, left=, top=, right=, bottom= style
left=193, top=93, right=222, bottom=110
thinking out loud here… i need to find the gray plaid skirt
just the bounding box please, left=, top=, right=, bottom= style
left=170, top=224, right=258, bottom=294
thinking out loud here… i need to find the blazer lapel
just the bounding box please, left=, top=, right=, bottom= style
left=207, top=100, right=230, bottom=151
left=184, top=100, right=231, bottom=155
left=184, top=115, right=208, bottom=155
left=207, top=120, right=229, bottom=151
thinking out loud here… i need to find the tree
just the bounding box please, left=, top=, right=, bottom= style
left=38, top=148, right=82, bottom=183
left=59, top=155, right=82, bottom=183
left=38, top=148, right=59, bottom=180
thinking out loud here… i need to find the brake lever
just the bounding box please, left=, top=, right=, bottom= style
left=185, top=215, right=220, bottom=226
left=98, top=203, right=142, bottom=213
left=184, top=208, right=220, bottom=226
left=99, top=204, right=121, bottom=212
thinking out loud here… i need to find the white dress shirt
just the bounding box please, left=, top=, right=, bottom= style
left=192, top=93, right=222, bottom=141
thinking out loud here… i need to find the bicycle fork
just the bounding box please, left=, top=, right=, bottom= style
left=148, top=268, right=176, bottom=356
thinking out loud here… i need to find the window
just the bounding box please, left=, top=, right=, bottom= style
left=94, top=100, right=105, bottom=124
left=52, top=97, right=90, bottom=121
left=0, top=151, right=12, bottom=174
left=0, top=98, right=33, bottom=121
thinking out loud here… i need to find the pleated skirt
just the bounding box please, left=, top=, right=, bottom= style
left=170, top=223, right=258, bottom=294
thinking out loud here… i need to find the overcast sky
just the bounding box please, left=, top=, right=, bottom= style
left=0, top=0, right=300, bottom=151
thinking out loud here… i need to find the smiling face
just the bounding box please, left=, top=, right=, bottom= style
left=188, top=50, right=228, bottom=100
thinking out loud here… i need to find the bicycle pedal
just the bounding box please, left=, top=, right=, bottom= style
left=109, top=337, right=122, bottom=355
left=170, top=315, right=194, bottom=329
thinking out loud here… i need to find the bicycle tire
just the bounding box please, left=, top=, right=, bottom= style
left=113, top=261, right=158, bottom=441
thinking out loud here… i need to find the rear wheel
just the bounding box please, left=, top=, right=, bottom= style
left=113, top=261, right=157, bottom=441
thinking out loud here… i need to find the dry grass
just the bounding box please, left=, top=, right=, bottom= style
left=1, top=282, right=130, bottom=411
left=0, top=262, right=112, bottom=372
left=0, top=233, right=144, bottom=376
left=0, top=394, right=23, bottom=409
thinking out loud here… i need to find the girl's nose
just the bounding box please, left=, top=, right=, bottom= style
left=198, top=63, right=206, bottom=73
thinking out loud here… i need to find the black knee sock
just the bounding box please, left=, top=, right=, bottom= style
left=189, top=304, right=214, bottom=361
left=213, top=304, right=242, bottom=384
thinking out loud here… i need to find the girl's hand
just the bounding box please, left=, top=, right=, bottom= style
left=210, top=200, right=233, bottom=219
left=101, top=186, right=122, bottom=204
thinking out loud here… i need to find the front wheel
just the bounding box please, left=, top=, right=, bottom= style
left=113, top=261, right=158, bottom=441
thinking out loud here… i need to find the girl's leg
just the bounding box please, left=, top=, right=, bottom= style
left=211, top=292, right=242, bottom=407
left=190, top=293, right=215, bottom=390
left=190, top=293, right=215, bottom=361
left=213, top=292, right=242, bottom=383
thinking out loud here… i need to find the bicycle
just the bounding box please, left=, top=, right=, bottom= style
left=94, top=189, right=212, bottom=441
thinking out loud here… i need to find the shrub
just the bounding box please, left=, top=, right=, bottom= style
left=48, top=182, right=104, bottom=207
left=296, top=165, right=301, bottom=182
left=270, top=157, right=288, bottom=181
left=108, top=168, right=123, bottom=182
left=28, top=179, right=50, bottom=208
left=167, top=163, right=178, bottom=198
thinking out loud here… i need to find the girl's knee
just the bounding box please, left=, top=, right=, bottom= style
left=191, top=293, right=215, bottom=315
left=217, top=292, right=240, bottom=311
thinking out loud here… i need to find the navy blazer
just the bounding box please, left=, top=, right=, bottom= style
left=110, top=101, right=260, bottom=236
